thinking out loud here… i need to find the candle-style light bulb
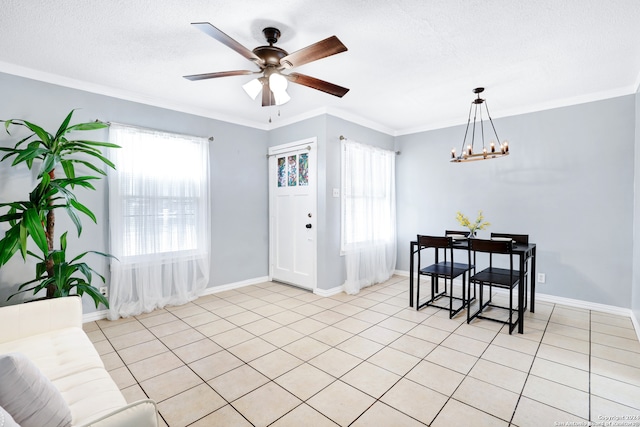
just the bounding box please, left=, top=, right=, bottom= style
left=467, top=145, right=472, bottom=155
left=483, top=147, right=487, bottom=158
left=490, top=141, right=495, bottom=153
left=504, top=141, right=509, bottom=153
left=451, top=148, right=456, bottom=159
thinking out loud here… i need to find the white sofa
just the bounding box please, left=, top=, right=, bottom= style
left=0, top=296, right=158, bottom=427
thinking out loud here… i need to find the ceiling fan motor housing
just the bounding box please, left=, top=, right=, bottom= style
left=253, top=45, right=288, bottom=66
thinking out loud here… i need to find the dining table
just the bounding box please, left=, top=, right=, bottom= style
left=408, top=237, right=537, bottom=334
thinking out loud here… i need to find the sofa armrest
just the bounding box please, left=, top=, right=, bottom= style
left=75, top=399, right=158, bottom=427
left=0, top=296, right=82, bottom=344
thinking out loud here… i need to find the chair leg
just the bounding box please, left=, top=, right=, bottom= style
left=447, top=278, right=452, bottom=318
left=415, top=274, right=420, bottom=311
left=508, top=286, right=513, bottom=335
left=467, top=280, right=471, bottom=323
left=467, top=280, right=485, bottom=324
left=430, top=276, right=437, bottom=303
left=462, top=275, right=466, bottom=309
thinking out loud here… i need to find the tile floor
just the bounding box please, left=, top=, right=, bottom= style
left=84, top=276, right=640, bottom=426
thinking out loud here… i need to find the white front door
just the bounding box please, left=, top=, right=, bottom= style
left=268, top=138, right=317, bottom=290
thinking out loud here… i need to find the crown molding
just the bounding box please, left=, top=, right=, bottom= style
left=3, top=61, right=637, bottom=138
left=0, top=61, right=270, bottom=131
left=396, top=86, right=636, bottom=136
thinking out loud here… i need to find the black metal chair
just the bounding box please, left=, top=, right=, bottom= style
left=467, top=238, right=521, bottom=334
left=491, top=232, right=530, bottom=310
left=416, top=235, right=473, bottom=318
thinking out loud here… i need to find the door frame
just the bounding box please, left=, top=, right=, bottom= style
left=268, top=137, right=318, bottom=290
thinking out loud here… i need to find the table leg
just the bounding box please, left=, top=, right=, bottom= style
left=409, top=242, right=415, bottom=308
left=518, top=253, right=525, bottom=334
left=530, top=247, right=536, bottom=313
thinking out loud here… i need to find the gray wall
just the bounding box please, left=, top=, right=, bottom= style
left=1, top=70, right=638, bottom=314
left=0, top=72, right=268, bottom=314
left=268, top=115, right=394, bottom=290
left=633, top=90, right=640, bottom=321
left=396, top=96, right=636, bottom=308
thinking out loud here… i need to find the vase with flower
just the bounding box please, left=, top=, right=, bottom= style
left=456, top=210, right=490, bottom=238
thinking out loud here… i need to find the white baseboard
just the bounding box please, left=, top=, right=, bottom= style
left=199, top=276, right=270, bottom=296
left=314, top=286, right=344, bottom=297
left=632, top=311, right=640, bottom=343
left=533, top=292, right=633, bottom=317
left=83, top=309, right=109, bottom=323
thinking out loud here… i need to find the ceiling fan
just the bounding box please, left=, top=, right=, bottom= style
left=184, top=23, right=349, bottom=107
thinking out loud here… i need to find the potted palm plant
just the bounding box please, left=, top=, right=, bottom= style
left=0, top=110, right=118, bottom=307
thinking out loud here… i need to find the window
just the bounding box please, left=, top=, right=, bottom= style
left=108, top=124, right=210, bottom=260
left=340, top=140, right=396, bottom=252
left=106, top=124, right=211, bottom=319
left=340, top=139, right=396, bottom=294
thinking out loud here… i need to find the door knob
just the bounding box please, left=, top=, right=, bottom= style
left=305, top=223, right=312, bottom=229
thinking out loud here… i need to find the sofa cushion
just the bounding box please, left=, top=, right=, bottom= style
left=0, top=352, right=72, bottom=427
left=54, top=367, right=128, bottom=425
left=0, top=327, right=127, bottom=425
left=0, top=327, right=104, bottom=381
left=0, top=405, right=19, bottom=427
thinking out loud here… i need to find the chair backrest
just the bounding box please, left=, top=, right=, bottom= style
left=445, top=230, right=471, bottom=237
left=491, top=232, right=529, bottom=244
left=417, top=235, right=454, bottom=266
left=469, top=238, right=513, bottom=254
left=468, top=238, right=514, bottom=272
left=417, top=235, right=452, bottom=249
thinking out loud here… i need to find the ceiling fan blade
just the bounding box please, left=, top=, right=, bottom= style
left=280, top=36, right=347, bottom=69
left=287, top=73, right=350, bottom=97
left=183, top=70, right=257, bottom=81
left=191, top=22, right=264, bottom=66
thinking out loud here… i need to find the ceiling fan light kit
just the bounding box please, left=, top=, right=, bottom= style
left=184, top=23, right=349, bottom=107
left=242, top=78, right=263, bottom=100
left=451, top=87, right=510, bottom=163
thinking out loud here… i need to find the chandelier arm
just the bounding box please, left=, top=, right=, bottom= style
left=459, top=102, right=474, bottom=156
left=479, top=103, right=486, bottom=152
left=484, top=100, right=501, bottom=143
left=470, top=102, right=479, bottom=154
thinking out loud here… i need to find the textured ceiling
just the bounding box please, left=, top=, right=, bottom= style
left=1, top=0, right=639, bottom=134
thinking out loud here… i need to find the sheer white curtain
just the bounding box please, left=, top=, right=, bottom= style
left=107, top=124, right=210, bottom=319
left=341, top=139, right=396, bottom=294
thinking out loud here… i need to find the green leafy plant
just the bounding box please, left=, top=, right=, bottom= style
left=0, top=110, right=118, bottom=307
left=9, top=232, right=114, bottom=306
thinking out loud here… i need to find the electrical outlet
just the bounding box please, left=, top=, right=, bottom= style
left=332, top=188, right=340, bottom=198
left=537, top=273, right=546, bottom=284
left=99, top=287, right=108, bottom=297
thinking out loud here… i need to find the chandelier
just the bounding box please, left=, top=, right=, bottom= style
left=451, top=87, right=509, bottom=162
